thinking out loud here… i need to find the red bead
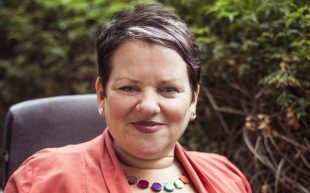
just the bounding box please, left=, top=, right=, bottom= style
left=137, top=179, right=149, bottom=189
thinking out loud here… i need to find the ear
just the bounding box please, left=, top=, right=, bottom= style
left=95, top=77, right=105, bottom=107
left=190, top=84, right=200, bottom=120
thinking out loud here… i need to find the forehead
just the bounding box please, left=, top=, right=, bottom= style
left=109, top=40, right=189, bottom=78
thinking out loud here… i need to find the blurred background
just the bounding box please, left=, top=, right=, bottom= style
left=1, top=0, right=309, bottom=192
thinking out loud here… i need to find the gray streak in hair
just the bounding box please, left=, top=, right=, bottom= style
left=97, top=3, right=201, bottom=94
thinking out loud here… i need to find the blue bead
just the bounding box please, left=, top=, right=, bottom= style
left=164, top=183, right=174, bottom=192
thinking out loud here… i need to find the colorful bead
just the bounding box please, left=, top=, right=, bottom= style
left=125, top=175, right=189, bottom=191
left=151, top=182, right=162, bottom=192
left=174, top=179, right=184, bottom=189
left=127, top=176, right=138, bottom=185
left=137, top=179, right=149, bottom=189
left=179, top=175, right=190, bottom=184
left=164, top=183, right=174, bottom=192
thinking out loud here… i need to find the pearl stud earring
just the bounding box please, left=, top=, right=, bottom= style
left=191, top=112, right=196, bottom=120
left=98, top=107, right=104, bottom=114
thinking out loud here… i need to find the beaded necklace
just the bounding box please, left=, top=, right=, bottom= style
left=126, top=175, right=190, bottom=192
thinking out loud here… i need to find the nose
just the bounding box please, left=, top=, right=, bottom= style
left=135, top=90, right=160, bottom=115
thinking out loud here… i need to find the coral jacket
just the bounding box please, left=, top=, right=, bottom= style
left=4, top=129, right=252, bottom=193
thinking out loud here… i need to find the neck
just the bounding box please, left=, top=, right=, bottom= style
left=113, top=143, right=175, bottom=169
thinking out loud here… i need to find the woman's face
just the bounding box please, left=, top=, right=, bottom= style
left=96, top=40, right=199, bottom=160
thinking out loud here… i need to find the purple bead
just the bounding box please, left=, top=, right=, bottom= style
left=151, top=182, right=162, bottom=192
left=137, top=179, right=149, bottom=189
left=127, top=176, right=138, bottom=185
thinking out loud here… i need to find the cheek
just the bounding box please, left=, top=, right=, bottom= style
left=163, top=100, right=192, bottom=125
left=104, top=96, right=129, bottom=122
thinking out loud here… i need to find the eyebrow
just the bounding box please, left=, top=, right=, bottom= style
left=114, top=77, right=140, bottom=83
left=115, top=77, right=181, bottom=82
left=159, top=79, right=182, bottom=84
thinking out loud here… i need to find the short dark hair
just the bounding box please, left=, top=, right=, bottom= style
left=97, top=3, right=200, bottom=93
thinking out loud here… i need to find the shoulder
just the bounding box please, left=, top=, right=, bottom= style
left=22, top=135, right=101, bottom=173
left=5, top=136, right=102, bottom=193
left=187, top=151, right=252, bottom=193
left=188, top=151, right=244, bottom=177
left=25, top=144, right=87, bottom=175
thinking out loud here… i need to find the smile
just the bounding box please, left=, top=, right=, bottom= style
left=131, top=121, right=164, bottom=133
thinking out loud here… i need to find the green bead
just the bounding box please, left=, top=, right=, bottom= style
left=174, top=179, right=184, bottom=189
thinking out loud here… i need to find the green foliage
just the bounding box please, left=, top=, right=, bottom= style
left=161, top=0, right=309, bottom=192
left=1, top=0, right=309, bottom=192
left=0, top=0, right=143, bottom=185
left=0, top=0, right=131, bottom=104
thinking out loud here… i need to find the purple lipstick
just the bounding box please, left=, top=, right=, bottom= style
left=131, top=121, right=164, bottom=133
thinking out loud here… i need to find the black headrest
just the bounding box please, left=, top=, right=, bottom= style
left=3, top=94, right=106, bottom=186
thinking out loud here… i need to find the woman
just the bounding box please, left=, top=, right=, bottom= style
left=5, top=4, right=252, bottom=193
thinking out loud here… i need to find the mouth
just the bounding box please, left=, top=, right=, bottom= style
left=130, top=121, right=164, bottom=133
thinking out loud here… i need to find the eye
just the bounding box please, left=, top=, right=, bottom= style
left=159, top=87, right=179, bottom=95
left=119, top=86, right=139, bottom=94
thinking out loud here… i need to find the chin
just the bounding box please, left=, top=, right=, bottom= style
left=133, top=143, right=173, bottom=159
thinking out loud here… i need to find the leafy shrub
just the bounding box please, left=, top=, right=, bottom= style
left=0, top=0, right=140, bottom=185
left=161, top=0, right=310, bottom=192
left=1, top=0, right=309, bottom=192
